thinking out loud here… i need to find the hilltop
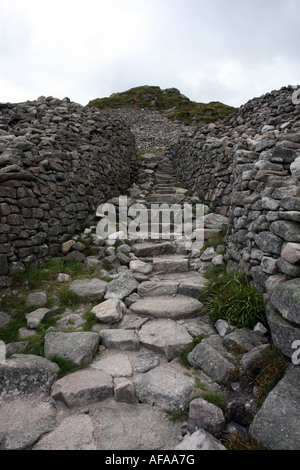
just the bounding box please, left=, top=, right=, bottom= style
left=88, top=85, right=237, bottom=125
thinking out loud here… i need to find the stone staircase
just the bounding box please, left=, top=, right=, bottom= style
left=1, top=149, right=297, bottom=451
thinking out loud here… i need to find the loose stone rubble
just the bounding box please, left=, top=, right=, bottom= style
left=0, top=86, right=299, bottom=450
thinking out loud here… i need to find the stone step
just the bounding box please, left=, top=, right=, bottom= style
left=130, top=294, right=203, bottom=320
left=137, top=273, right=208, bottom=298
left=133, top=242, right=169, bottom=257
left=152, top=255, right=190, bottom=273
left=146, top=193, right=185, bottom=204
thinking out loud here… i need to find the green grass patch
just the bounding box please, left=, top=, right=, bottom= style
left=199, top=267, right=266, bottom=329
left=82, top=308, right=98, bottom=331
left=49, top=355, right=89, bottom=379
left=88, top=86, right=237, bottom=126
left=11, top=258, right=85, bottom=290
left=57, top=288, right=82, bottom=308
left=164, top=407, right=189, bottom=423
left=223, top=433, right=268, bottom=450
left=202, top=229, right=226, bottom=251
left=201, top=391, right=226, bottom=411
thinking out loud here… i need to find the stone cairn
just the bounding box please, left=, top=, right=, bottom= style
left=0, top=87, right=299, bottom=450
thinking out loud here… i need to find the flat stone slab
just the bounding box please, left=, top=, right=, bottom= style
left=0, top=354, right=59, bottom=398
left=100, top=329, right=139, bottom=351
left=92, top=404, right=182, bottom=450
left=250, top=366, right=300, bottom=450
left=137, top=280, right=179, bottom=297
left=91, top=353, right=133, bottom=377
left=0, top=395, right=57, bottom=450
left=134, top=365, right=194, bottom=412
left=133, top=242, right=167, bottom=257
left=51, top=368, right=113, bottom=407
left=138, top=319, right=194, bottom=361
left=130, top=295, right=203, bottom=320
left=32, top=414, right=97, bottom=450
left=69, top=278, right=107, bottom=301
left=44, top=332, right=100, bottom=366
left=153, top=256, right=190, bottom=273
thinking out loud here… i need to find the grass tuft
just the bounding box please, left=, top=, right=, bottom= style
left=199, top=267, right=266, bottom=329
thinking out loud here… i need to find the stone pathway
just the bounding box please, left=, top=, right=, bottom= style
left=0, top=148, right=296, bottom=450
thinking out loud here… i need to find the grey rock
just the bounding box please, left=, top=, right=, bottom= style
left=222, top=327, right=269, bottom=352
left=114, top=377, right=136, bottom=404
left=129, top=259, right=153, bottom=274
left=138, top=319, right=193, bottom=361
left=32, top=414, right=97, bottom=450
left=250, top=366, right=300, bottom=450
left=277, top=257, right=300, bottom=276
left=255, top=232, right=283, bottom=255
left=188, top=336, right=236, bottom=384
left=134, top=352, right=160, bottom=374
left=200, top=247, right=217, bottom=261
left=271, top=278, right=300, bottom=325
left=91, top=353, right=132, bottom=377
left=25, top=308, right=50, bottom=329
left=137, top=280, right=178, bottom=297
left=93, top=405, right=182, bottom=450
left=44, top=331, right=100, bottom=366
left=187, top=398, right=226, bottom=437
left=241, top=344, right=270, bottom=369
left=266, top=303, right=300, bottom=357
left=51, top=368, right=113, bottom=407
left=0, top=354, right=59, bottom=398
left=270, top=220, right=300, bottom=243
left=0, top=395, right=57, bottom=450
left=261, top=256, right=278, bottom=274
left=104, top=270, right=139, bottom=300
left=100, top=329, right=139, bottom=351
left=0, top=311, right=11, bottom=328
left=175, top=429, right=226, bottom=451
left=91, top=298, right=126, bottom=324
left=134, top=365, right=194, bottom=412
left=133, top=242, right=166, bottom=257
left=203, top=213, right=229, bottom=230
left=130, top=295, right=203, bottom=320
left=69, top=278, right=107, bottom=301
left=214, top=319, right=233, bottom=337
left=153, top=256, right=190, bottom=273
left=56, top=273, right=71, bottom=283
left=26, top=291, right=47, bottom=308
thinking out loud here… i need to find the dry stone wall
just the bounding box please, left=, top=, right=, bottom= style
left=170, top=85, right=300, bottom=358
left=0, top=96, right=138, bottom=286
left=171, top=85, right=300, bottom=288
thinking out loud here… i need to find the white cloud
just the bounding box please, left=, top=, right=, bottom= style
left=0, top=0, right=299, bottom=107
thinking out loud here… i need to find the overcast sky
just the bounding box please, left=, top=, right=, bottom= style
left=0, top=0, right=299, bottom=108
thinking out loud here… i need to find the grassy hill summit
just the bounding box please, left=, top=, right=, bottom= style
left=88, top=85, right=237, bottom=125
